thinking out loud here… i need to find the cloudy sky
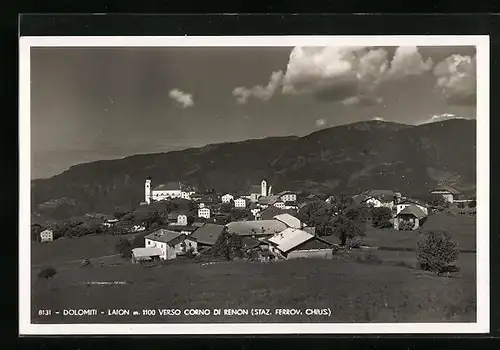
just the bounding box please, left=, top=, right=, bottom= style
left=30, top=45, right=476, bottom=179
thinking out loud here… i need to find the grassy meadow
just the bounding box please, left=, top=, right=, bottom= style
left=30, top=212, right=477, bottom=324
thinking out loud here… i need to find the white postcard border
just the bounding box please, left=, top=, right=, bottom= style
left=19, top=35, right=490, bottom=335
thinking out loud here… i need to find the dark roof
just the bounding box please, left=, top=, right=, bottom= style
left=259, top=206, right=297, bottom=220
left=241, top=237, right=263, bottom=250
left=352, top=194, right=370, bottom=205
left=258, top=195, right=280, bottom=205
left=153, top=181, right=183, bottom=191
left=399, top=198, right=428, bottom=207
left=145, top=229, right=184, bottom=245
left=396, top=205, right=427, bottom=219
left=190, top=223, right=226, bottom=246
left=430, top=184, right=461, bottom=195
left=166, top=224, right=199, bottom=232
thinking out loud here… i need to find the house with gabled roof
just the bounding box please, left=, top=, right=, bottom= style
left=429, top=184, right=462, bottom=203
left=393, top=205, right=427, bottom=230
left=144, top=228, right=197, bottom=260
left=190, top=223, right=226, bottom=249
left=273, top=213, right=302, bottom=229
left=268, top=228, right=333, bottom=259
left=226, top=219, right=288, bottom=238
left=259, top=206, right=298, bottom=220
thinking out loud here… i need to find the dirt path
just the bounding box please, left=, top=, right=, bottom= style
left=32, top=254, right=121, bottom=269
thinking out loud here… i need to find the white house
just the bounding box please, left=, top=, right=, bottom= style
left=221, top=194, right=234, bottom=203
left=273, top=201, right=286, bottom=210
left=396, top=201, right=429, bottom=216
left=429, top=184, right=461, bottom=203
left=235, top=197, right=250, bottom=208
left=144, top=229, right=198, bottom=260
left=145, top=177, right=194, bottom=204
left=198, top=207, right=211, bottom=219
left=177, top=214, right=188, bottom=225
left=276, top=191, right=297, bottom=203
left=40, top=229, right=53, bottom=243
left=251, top=207, right=261, bottom=220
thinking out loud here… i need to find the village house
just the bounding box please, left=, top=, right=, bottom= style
left=283, top=201, right=299, bottom=210
left=273, top=201, right=286, bottom=209
left=166, top=222, right=199, bottom=236
left=275, top=191, right=297, bottom=203
left=273, top=213, right=302, bottom=229
left=144, top=177, right=195, bottom=204
left=361, top=190, right=400, bottom=209
left=226, top=219, right=288, bottom=238
left=396, top=199, right=429, bottom=216
left=429, top=184, right=462, bottom=203
left=144, top=229, right=198, bottom=260
left=190, top=223, right=226, bottom=251
left=208, top=214, right=232, bottom=225
left=393, top=205, right=427, bottom=230
left=234, top=197, right=251, bottom=209
left=166, top=211, right=194, bottom=225
left=131, top=247, right=162, bottom=264
left=241, top=237, right=273, bottom=261
left=259, top=206, right=297, bottom=220
left=268, top=228, right=334, bottom=259
left=198, top=207, right=211, bottom=219
left=40, top=229, right=53, bottom=243
left=221, top=193, right=234, bottom=203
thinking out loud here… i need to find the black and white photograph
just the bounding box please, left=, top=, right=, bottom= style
left=19, top=35, right=489, bottom=335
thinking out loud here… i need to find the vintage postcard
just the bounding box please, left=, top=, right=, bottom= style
left=19, top=35, right=489, bottom=335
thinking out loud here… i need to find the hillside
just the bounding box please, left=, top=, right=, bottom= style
left=30, top=119, right=476, bottom=221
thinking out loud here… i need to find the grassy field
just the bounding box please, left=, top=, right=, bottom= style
left=30, top=211, right=477, bottom=324
left=31, top=233, right=138, bottom=267
left=358, top=212, right=476, bottom=252
left=31, top=251, right=476, bottom=324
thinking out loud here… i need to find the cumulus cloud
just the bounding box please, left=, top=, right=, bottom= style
left=234, top=45, right=434, bottom=106
left=434, top=54, right=476, bottom=105
left=232, top=71, right=284, bottom=104
left=281, top=46, right=388, bottom=103
left=387, top=46, right=433, bottom=78
left=372, top=116, right=385, bottom=121
left=169, top=89, right=194, bottom=108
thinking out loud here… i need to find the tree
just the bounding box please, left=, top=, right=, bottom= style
left=428, top=194, right=447, bottom=208
left=468, top=199, right=477, bottom=208
left=296, top=200, right=332, bottom=236
left=115, top=238, right=133, bottom=259
left=371, top=207, right=393, bottom=228
left=212, top=229, right=243, bottom=260
left=220, top=202, right=233, bottom=213
left=328, top=196, right=365, bottom=246
left=416, top=230, right=459, bottom=273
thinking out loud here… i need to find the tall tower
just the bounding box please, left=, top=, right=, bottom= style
left=261, top=179, right=268, bottom=197
left=145, top=177, right=152, bottom=204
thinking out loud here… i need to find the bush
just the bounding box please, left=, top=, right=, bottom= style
left=468, top=200, right=476, bottom=208
left=398, top=220, right=415, bottom=231
left=38, top=267, right=57, bottom=279
left=371, top=207, right=393, bottom=228
left=417, top=230, right=459, bottom=273
left=347, top=236, right=362, bottom=249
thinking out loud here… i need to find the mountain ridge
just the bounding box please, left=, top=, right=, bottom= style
left=30, top=118, right=476, bottom=221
